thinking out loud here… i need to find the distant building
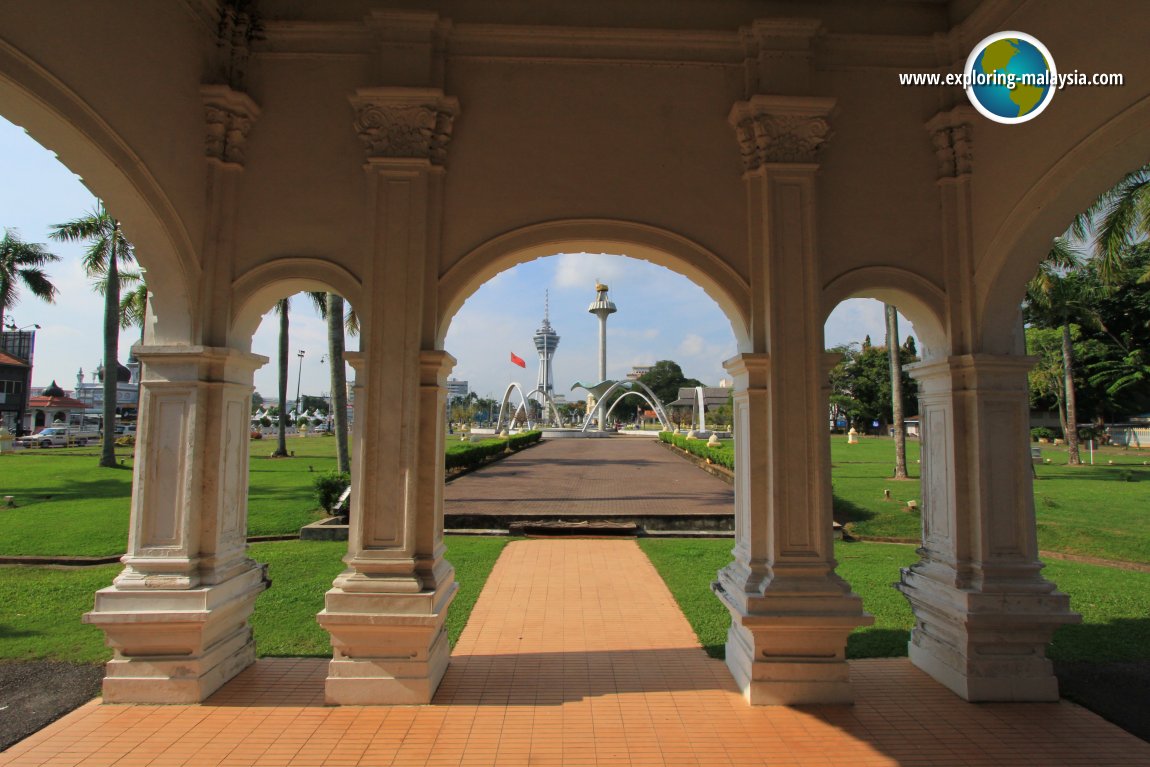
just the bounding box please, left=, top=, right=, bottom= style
left=24, top=380, right=89, bottom=432
left=0, top=329, right=36, bottom=435
left=72, top=356, right=140, bottom=422
left=446, top=379, right=469, bottom=401
left=626, top=365, right=651, bottom=380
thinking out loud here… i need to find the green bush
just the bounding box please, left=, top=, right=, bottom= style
left=1031, top=427, right=1058, bottom=442
left=313, top=470, right=350, bottom=512
left=658, top=430, right=734, bottom=470
left=444, top=430, right=542, bottom=471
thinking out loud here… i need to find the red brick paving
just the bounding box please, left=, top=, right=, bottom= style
left=4, top=540, right=1148, bottom=766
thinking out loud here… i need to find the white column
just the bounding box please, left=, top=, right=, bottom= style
left=715, top=96, right=871, bottom=705
left=898, top=355, right=1079, bottom=701
left=84, top=346, right=268, bottom=703
left=318, top=88, right=458, bottom=705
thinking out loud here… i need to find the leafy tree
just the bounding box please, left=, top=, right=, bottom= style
left=1023, top=238, right=1094, bottom=464
left=50, top=205, right=136, bottom=468
left=0, top=229, right=60, bottom=332
left=637, top=360, right=702, bottom=409
left=251, top=391, right=264, bottom=410
left=829, top=342, right=919, bottom=432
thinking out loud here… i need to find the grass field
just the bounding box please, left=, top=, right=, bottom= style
left=638, top=538, right=1150, bottom=663
left=0, top=435, right=515, bottom=557
left=830, top=437, right=1150, bottom=564
left=6, top=536, right=1145, bottom=668
left=0, top=536, right=511, bottom=664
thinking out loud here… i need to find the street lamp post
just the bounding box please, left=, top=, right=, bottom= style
left=295, top=350, right=305, bottom=416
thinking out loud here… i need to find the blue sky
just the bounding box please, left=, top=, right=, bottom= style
left=1, top=116, right=907, bottom=402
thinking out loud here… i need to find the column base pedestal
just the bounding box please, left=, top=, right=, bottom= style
left=714, top=577, right=872, bottom=705
left=898, top=564, right=1080, bottom=702
left=318, top=579, right=457, bottom=705
left=83, top=561, right=268, bottom=704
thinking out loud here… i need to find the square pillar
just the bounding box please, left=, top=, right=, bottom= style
left=897, top=354, right=1080, bottom=701
left=318, top=87, right=458, bottom=705
left=84, top=346, right=269, bottom=703
left=715, top=96, right=871, bottom=705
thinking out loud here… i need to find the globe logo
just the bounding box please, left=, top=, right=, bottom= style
left=965, top=32, right=1057, bottom=124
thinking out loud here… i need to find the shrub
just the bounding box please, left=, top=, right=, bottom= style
left=658, top=431, right=734, bottom=470
left=313, top=471, right=350, bottom=512
left=444, top=430, right=542, bottom=471
left=1030, top=427, right=1057, bottom=442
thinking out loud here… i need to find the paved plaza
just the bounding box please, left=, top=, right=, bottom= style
left=445, top=437, right=733, bottom=523
left=4, top=538, right=1148, bottom=766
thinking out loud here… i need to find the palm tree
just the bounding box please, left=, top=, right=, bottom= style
left=50, top=205, right=135, bottom=468
left=1074, top=163, right=1150, bottom=284
left=0, top=229, right=60, bottom=333
left=1025, top=238, right=1094, bottom=465
left=308, top=292, right=356, bottom=474
left=271, top=298, right=290, bottom=457
left=884, top=304, right=908, bottom=480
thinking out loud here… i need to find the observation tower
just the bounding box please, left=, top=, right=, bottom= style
left=587, top=282, right=617, bottom=430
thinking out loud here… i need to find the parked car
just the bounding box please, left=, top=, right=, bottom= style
left=16, top=426, right=102, bottom=448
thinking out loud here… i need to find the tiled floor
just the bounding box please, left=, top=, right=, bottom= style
left=4, top=539, right=1149, bottom=766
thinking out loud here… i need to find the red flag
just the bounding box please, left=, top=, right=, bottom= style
left=510, top=352, right=527, bottom=368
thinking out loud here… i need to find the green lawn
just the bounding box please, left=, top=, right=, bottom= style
left=4, top=537, right=1147, bottom=670
left=638, top=538, right=1150, bottom=663
left=830, top=437, right=1150, bottom=564
left=0, top=535, right=511, bottom=664
left=0, top=435, right=518, bottom=557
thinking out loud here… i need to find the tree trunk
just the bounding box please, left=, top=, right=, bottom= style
left=99, top=230, right=120, bottom=468
left=327, top=293, right=350, bottom=473
left=1062, top=322, right=1082, bottom=465
left=886, top=304, right=908, bottom=479
left=273, top=299, right=289, bottom=457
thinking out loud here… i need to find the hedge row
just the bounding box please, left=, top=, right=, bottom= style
left=659, top=431, right=734, bottom=470
left=444, top=430, right=542, bottom=471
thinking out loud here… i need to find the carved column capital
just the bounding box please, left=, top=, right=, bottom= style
left=728, top=95, right=835, bottom=169
left=201, top=84, right=260, bottom=166
left=349, top=87, right=459, bottom=164
left=925, top=106, right=976, bottom=179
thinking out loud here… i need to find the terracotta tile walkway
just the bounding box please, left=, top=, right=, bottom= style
left=4, top=539, right=1149, bottom=766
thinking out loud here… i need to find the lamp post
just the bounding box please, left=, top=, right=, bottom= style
left=295, top=350, right=305, bottom=415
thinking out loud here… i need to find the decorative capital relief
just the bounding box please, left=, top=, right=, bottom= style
left=925, top=106, right=976, bottom=179
left=728, top=95, right=835, bottom=169
left=349, top=87, right=459, bottom=164
left=200, top=84, right=260, bottom=166
left=420, top=349, right=458, bottom=386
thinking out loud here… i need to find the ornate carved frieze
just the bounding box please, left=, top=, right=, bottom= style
left=201, top=84, right=260, bottom=166
left=349, top=88, right=459, bottom=164
left=925, top=106, right=975, bottom=179
left=728, top=95, right=835, bottom=169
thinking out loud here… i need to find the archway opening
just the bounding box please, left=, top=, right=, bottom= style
left=439, top=247, right=741, bottom=653
left=821, top=293, right=939, bottom=660
left=238, top=285, right=362, bottom=658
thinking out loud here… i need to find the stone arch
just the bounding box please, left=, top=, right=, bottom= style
left=976, top=94, right=1150, bottom=352
left=0, top=39, right=198, bottom=345
left=229, top=258, right=364, bottom=349
left=437, top=219, right=751, bottom=351
left=821, top=266, right=948, bottom=361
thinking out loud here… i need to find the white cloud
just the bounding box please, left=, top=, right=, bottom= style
left=553, top=253, right=627, bottom=290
